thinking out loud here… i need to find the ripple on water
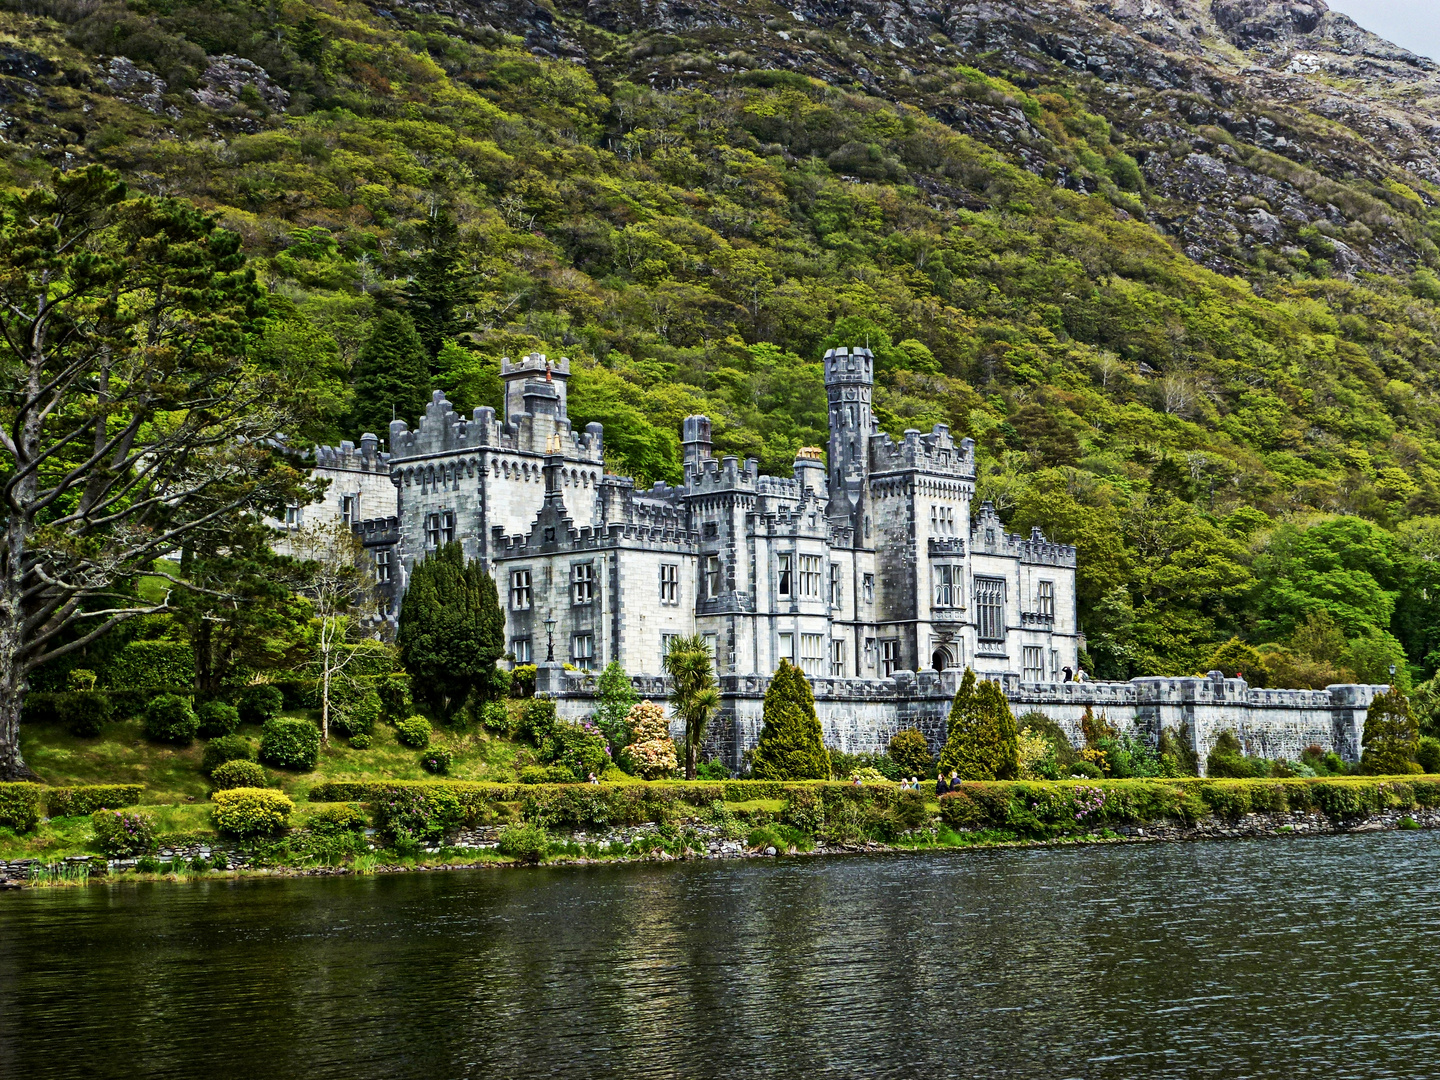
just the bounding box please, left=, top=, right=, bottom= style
left=1, top=832, right=1438, bottom=1079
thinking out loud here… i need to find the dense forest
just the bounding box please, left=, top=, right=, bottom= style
left=0, top=0, right=1437, bottom=693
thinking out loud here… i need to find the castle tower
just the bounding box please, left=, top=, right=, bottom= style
left=682, top=415, right=712, bottom=472
left=824, top=346, right=873, bottom=527
left=502, top=353, right=570, bottom=425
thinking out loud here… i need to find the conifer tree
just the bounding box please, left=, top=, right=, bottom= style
left=750, top=660, right=830, bottom=780
left=350, top=309, right=430, bottom=436
left=396, top=543, right=504, bottom=721
left=938, top=668, right=1019, bottom=780
left=1361, top=686, right=1421, bottom=775
left=592, top=660, right=638, bottom=750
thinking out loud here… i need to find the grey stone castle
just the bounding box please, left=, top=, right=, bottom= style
left=379, top=347, right=1081, bottom=685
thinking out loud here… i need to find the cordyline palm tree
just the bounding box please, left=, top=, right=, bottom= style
left=663, top=634, right=720, bottom=779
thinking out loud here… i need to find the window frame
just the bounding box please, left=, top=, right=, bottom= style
left=975, top=577, right=1007, bottom=642
left=777, top=631, right=795, bottom=664
left=704, top=555, right=721, bottom=599
left=830, top=638, right=846, bottom=677
left=777, top=553, right=793, bottom=598
left=572, top=562, right=595, bottom=606
left=800, top=633, right=825, bottom=676
left=1022, top=645, right=1044, bottom=682
left=1037, top=580, right=1055, bottom=617
left=659, top=563, right=679, bottom=605
left=880, top=639, right=900, bottom=677
left=571, top=632, right=595, bottom=671
left=798, top=555, right=822, bottom=599
left=510, top=568, right=532, bottom=611
left=374, top=548, right=391, bottom=583
left=512, top=637, right=532, bottom=664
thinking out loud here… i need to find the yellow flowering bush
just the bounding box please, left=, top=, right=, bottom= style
left=621, top=700, right=678, bottom=779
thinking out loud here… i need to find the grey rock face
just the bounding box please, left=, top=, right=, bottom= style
left=191, top=55, right=290, bottom=111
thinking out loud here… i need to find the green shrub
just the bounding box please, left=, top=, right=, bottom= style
left=201, top=734, right=255, bottom=776
left=307, top=804, right=367, bottom=836
left=372, top=785, right=464, bottom=846
left=1419, top=737, right=1440, bottom=775
left=497, top=821, right=549, bottom=863
left=54, top=690, right=113, bottom=737
left=1069, top=760, right=1103, bottom=779
left=521, top=765, right=575, bottom=784
left=478, top=698, right=512, bottom=733
left=887, top=728, right=934, bottom=777
left=420, top=748, right=454, bottom=775
left=517, top=697, right=557, bottom=745
left=143, top=694, right=199, bottom=744
left=259, top=717, right=321, bottom=770
left=102, top=639, right=195, bottom=691
left=195, top=700, right=240, bottom=739
left=1362, top=687, right=1421, bottom=775
left=212, top=788, right=294, bottom=837
left=1206, top=731, right=1258, bottom=778
left=211, top=759, right=267, bottom=790
left=394, top=715, right=432, bottom=749
left=376, top=674, right=413, bottom=722
left=695, top=759, right=728, bottom=781
left=751, top=660, right=830, bottom=780
left=780, top=786, right=824, bottom=834
left=237, top=683, right=285, bottom=724
left=91, top=809, right=155, bottom=857
left=46, top=784, right=144, bottom=817
left=350, top=733, right=372, bottom=749
left=538, top=719, right=610, bottom=780
left=273, top=678, right=318, bottom=710
left=1311, top=780, right=1367, bottom=818
left=332, top=685, right=382, bottom=739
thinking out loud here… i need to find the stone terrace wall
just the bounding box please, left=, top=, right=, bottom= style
left=545, top=666, right=1387, bottom=775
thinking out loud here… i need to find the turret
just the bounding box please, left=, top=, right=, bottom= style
left=502, top=354, right=570, bottom=425
left=682, top=415, right=712, bottom=471
left=793, top=445, right=828, bottom=501
left=824, top=346, right=873, bottom=525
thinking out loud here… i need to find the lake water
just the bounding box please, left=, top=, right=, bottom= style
left=3, top=833, right=1440, bottom=1078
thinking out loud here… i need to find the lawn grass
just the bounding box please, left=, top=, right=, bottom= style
left=20, top=711, right=529, bottom=805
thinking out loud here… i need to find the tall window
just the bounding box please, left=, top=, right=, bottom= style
left=777, top=554, right=793, bottom=597
left=799, top=555, right=822, bottom=598
left=1037, top=580, right=1055, bottom=617
left=934, top=564, right=958, bottom=608
left=976, top=577, right=1006, bottom=641
left=341, top=494, right=357, bottom=525
left=1022, top=646, right=1044, bottom=682
left=510, top=569, right=532, bottom=611
left=778, top=632, right=795, bottom=664
left=830, top=639, right=846, bottom=677
left=703, top=633, right=719, bottom=661
left=1050, top=648, right=1060, bottom=679
left=659, top=563, right=679, bottom=604
left=800, top=633, right=825, bottom=676
left=285, top=504, right=301, bottom=528
left=705, top=555, right=721, bottom=598
left=425, top=510, right=455, bottom=548
left=572, top=633, right=594, bottom=670
left=863, top=574, right=874, bottom=604
left=829, top=563, right=843, bottom=607
left=661, top=633, right=678, bottom=661
left=881, top=639, right=899, bottom=677
left=374, top=549, right=391, bottom=583
left=572, top=563, right=595, bottom=605
left=512, top=637, right=532, bottom=664
left=930, top=505, right=956, bottom=535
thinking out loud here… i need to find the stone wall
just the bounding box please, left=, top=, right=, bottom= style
left=542, top=664, right=1387, bottom=774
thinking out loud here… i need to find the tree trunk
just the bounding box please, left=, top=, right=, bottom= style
left=0, top=513, right=37, bottom=780
left=685, top=723, right=696, bottom=780
left=0, top=670, right=37, bottom=782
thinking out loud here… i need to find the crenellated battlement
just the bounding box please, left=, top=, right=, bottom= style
left=489, top=520, right=699, bottom=556
left=388, top=391, right=603, bottom=463
left=313, top=433, right=389, bottom=474
left=970, top=503, right=1076, bottom=566
left=870, top=425, right=976, bottom=477
left=823, top=345, right=874, bottom=385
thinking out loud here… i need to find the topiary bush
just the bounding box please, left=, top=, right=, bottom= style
left=201, top=734, right=255, bottom=776
left=91, top=809, right=156, bottom=857
left=237, top=683, right=285, bottom=724
left=211, top=759, right=267, bottom=790
left=420, top=748, right=453, bottom=775
left=1417, top=736, right=1440, bottom=775
left=497, top=821, right=549, bottom=863
left=938, top=669, right=1018, bottom=780
left=750, top=660, right=830, bottom=780
left=259, top=717, right=321, bottom=770
left=143, top=694, right=199, bottom=744
left=196, top=700, right=240, bottom=739
left=212, top=788, right=294, bottom=837
left=46, top=785, right=144, bottom=817
left=887, top=728, right=933, bottom=777
left=54, top=690, right=114, bottom=737
left=394, top=715, right=432, bottom=749
left=0, top=783, right=44, bottom=832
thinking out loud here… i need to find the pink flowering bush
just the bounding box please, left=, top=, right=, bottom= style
left=620, top=701, right=678, bottom=780
left=91, top=809, right=156, bottom=857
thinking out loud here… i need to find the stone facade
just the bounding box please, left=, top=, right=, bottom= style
left=384, top=346, right=1081, bottom=683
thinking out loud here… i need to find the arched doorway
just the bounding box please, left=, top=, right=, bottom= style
left=931, top=647, right=952, bottom=672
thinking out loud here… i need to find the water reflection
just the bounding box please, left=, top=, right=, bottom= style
left=2, top=834, right=1438, bottom=1078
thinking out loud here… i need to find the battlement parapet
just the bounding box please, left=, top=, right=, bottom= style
left=823, top=346, right=874, bottom=385
left=489, top=520, right=699, bottom=557
left=313, top=433, right=390, bottom=474
left=388, top=391, right=603, bottom=463
left=870, top=425, right=975, bottom=477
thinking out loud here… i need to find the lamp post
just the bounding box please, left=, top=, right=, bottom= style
left=1389, top=663, right=1397, bottom=687
left=544, top=616, right=556, bottom=663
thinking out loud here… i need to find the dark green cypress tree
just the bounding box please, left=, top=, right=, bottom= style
left=938, top=668, right=1018, bottom=780
left=350, top=309, right=430, bottom=436
left=750, top=660, right=830, bottom=780
left=1361, top=687, right=1420, bottom=775
left=405, top=207, right=473, bottom=359
left=396, top=543, right=505, bottom=721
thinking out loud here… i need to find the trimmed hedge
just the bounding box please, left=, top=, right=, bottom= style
left=0, top=782, right=44, bottom=832
left=237, top=683, right=285, bottom=724
left=201, top=734, right=255, bottom=776
left=54, top=690, right=113, bottom=736
left=212, top=788, right=294, bottom=837
left=102, top=639, right=195, bottom=692
left=936, top=777, right=1440, bottom=837
left=196, top=700, right=240, bottom=739
left=212, top=760, right=267, bottom=790
left=259, top=717, right=321, bottom=771
left=143, top=694, right=198, bottom=744
left=46, top=784, right=144, bottom=817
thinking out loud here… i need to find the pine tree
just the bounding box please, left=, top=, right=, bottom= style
left=938, top=668, right=1018, bottom=780
left=1361, top=686, right=1420, bottom=775
left=750, top=660, right=830, bottom=780
left=396, top=543, right=504, bottom=721
left=350, top=309, right=430, bottom=436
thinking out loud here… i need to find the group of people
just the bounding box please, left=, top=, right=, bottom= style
left=934, top=772, right=968, bottom=796
left=896, top=776, right=925, bottom=790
